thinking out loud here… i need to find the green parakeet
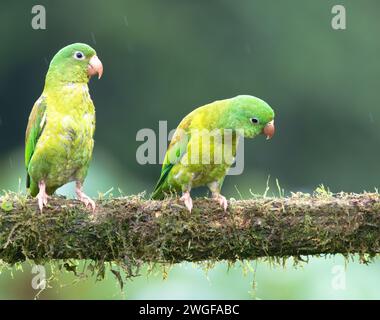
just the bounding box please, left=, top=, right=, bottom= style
left=152, top=95, right=275, bottom=212
left=25, top=43, right=103, bottom=212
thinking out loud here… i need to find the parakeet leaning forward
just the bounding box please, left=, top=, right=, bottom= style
left=25, top=43, right=103, bottom=212
left=152, top=95, right=275, bottom=212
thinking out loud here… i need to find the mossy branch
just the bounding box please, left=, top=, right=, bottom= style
left=1, top=192, right=380, bottom=266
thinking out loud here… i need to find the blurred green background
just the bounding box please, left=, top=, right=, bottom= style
left=0, top=0, right=379, bottom=299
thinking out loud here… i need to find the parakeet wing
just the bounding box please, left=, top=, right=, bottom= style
left=152, top=115, right=193, bottom=199
left=25, top=97, right=47, bottom=188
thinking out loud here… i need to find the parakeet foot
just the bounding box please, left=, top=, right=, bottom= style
left=76, top=182, right=96, bottom=212
left=212, top=193, right=228, bottom=211
left=180, top=191, right=193, bottom=212
left=37, top=181, right=49, bottom=213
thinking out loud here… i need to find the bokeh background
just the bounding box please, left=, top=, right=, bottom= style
left=0, top=0, right=379, bottom=299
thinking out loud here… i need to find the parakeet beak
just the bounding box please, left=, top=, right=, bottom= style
left=88, top=55, right=103, bottom=79
left=263, top=120, right=275, bottom=140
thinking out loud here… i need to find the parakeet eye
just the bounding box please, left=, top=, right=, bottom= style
left=74, top=51, right=85, bottom=60
left=250, top=117, right=259, bottom=124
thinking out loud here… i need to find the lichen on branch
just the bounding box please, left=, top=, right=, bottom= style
left=1, top=191, right=380, bottom=271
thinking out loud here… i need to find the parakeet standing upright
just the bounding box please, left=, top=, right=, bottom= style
left=25, top=43, right=103, bottom=212
left=152, top=95, right=275, bottom=212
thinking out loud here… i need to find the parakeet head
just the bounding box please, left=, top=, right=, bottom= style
left=225, top=95, right=275, bottom=139
left=46, top=43, right=103, bottom=84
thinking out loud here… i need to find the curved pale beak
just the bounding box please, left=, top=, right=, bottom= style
left=263, top=120, right=275, bottom=140
left=88, top=55, right=103, bottom=79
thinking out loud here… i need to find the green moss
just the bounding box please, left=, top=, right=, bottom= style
left=0, top=189, right=380, bottom=288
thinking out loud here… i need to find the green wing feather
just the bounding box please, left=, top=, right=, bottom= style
left=151, top=115, right=193, bottom=200
left=25, top=96, right=47, bottom=189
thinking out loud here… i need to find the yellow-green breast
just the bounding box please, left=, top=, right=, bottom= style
left=28, top=83, right=95, bottom=194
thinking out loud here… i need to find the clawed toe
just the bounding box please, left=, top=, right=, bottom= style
left=76, top=182, right=96, bottom=213
left=78, top=194, right=96, bottom=212
left=83, top=196, right=96, bottom=212
left=213, top=194, right=228, bottom=212
left=37, top=195, right=46, bottom=213
left=180, top=192, right=193, bottom=212
left=37, top=181, right=49, bottom=213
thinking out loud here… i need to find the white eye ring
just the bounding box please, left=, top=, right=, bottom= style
left=250, top=117, right=259, bottom=124
left=73, top=51, right=85, bottom=60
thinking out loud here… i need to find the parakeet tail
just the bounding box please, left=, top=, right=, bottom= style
left=151, top=165, right=173, bottom=200
left=26, top=173, right=31, bottom=189
left=151, top=186, right=165, bottom=200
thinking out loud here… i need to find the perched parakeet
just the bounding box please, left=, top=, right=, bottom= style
left=152, top=95, right=275, bottom=212
left=25, top=43, right=103, bottom=212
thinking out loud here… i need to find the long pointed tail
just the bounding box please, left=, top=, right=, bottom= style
left=151, top=185, right=165, bottom=200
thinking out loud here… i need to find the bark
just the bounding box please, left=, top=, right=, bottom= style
left=1, top=192, right=380, bottom=267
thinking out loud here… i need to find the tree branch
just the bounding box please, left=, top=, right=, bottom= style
left=1, top=192, right=380, bottom=266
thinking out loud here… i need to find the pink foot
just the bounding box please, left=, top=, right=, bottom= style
left=180, top=191, right=193, bottom=212
left=37, top=181, right=49, bottom=213
left=213, top=193, right=228, bottom=212
left=76, top=182, right=96, bottom=212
